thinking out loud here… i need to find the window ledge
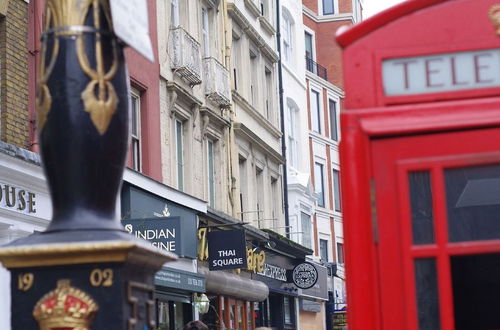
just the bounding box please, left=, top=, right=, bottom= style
left=244, top=0, right=261, bottom=18
left=259, top=16, right=275, bottom=36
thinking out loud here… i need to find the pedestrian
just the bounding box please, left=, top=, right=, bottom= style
left=182, top=320, right=208, bottom=330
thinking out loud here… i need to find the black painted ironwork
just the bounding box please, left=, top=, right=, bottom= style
left=305, top=56, right=328, bottom=81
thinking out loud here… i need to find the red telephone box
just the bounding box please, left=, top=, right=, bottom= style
left=337, top=1, right=500, bottom=329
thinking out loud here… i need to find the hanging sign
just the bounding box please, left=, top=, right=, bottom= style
left=122, top=217, right=181, bottom=253
left=110, top=0, right=154, bottom=62
left=291, top=262, right=318, bottom=289
left=208, top=229, right=248, bottom=271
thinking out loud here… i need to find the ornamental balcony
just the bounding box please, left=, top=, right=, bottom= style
left=203, top=57, right=231, bottom=107
left=169, top=26, right=202, bottom=85
left=305, top=56, right=328, bottom=81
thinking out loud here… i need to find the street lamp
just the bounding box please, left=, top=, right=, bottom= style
left=194, top=293, right=210, bottom=314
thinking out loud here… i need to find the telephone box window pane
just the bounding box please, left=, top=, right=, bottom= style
left=451, top=253, right=500, bottom=330
left=414, top=258, right=440, bottom=330
left=444, top=164, right=500, bottom=242
left=408, top=171, right=435, bottom=245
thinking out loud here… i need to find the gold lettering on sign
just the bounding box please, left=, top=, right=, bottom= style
left=90, top=268, right=113, bottom=287
left=18, top=273, right=34, bottom=291
left=197, top=228, right=209, bottom=261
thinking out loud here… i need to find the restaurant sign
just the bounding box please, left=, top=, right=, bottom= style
left=291, top=262, right=318, bottom=290
left=208, top=229, right=248, bottom=270
left=122, top=216, right=180, bottom=253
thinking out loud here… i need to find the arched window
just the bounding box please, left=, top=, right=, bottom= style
left=282, top=7, right=294, bottom=64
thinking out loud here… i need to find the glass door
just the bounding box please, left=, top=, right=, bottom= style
left=371, top=127, right=500, bottom=330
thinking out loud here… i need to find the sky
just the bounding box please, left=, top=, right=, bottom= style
left=363, top=0, right=407, bottom=18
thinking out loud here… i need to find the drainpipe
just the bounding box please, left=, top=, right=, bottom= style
left=275, top=0, right=290, bottom=238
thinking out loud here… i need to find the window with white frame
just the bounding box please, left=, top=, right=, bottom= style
left=320, top=238, right=329, bottom=262
left=333, top=168, right=341, bottom=212
left=310, top=89, right=321, bottom=134
left=271, top=176, right=278, bottom=224
left=201, top=6, right=210, bottom=57
left=305, top=31, right=314, bottom=60
left=175, top=119, right=184, bottom=191
left=286, top=101, right=298, bottom=168
left=301, top=212, right=312, bottom=248
left=329, top=98, right=338, bottom=141
left=256, top=167, right=264, bottom=225
left=282, top=8, right=294, bottom=64
left=337, top=242, right=344, bottom=264
left=322, top=0, right=336, bottom=15
left=171, top=0, right=179, bottom=27
left=130, top=89, right=141, bottom=172
left=232, top=33, right=241, bottom=90
left=249, top=49, right=258, bottom=106
left=207, top=139, right=215, bottom=207
left=265, top=66, right=273, bottom=121
left=314, top=162, right=325, bottom=207
left=239, top=156, right=248, bottom=220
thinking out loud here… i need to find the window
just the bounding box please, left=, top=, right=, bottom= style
left=130, top=89, right=141, bottom=172
left=171, top=0, right=179, bottom=27
left=250, top=50, right=258, bottom=106
left=320, top=239, right=329, bottom=262
left=322, top=0, right=335, bottom=15
left=329, top=99, right=338, bottom=141
left=314, top=162, right=325, bottom=207
left=256, top=168, right=264, bottom=226
left=232, top=35, right=241, bottom=90
left=337, top=242, right=344, bottom=264
left=175, top=119, right=184, bottom=191
left=305, top=31, right=314, bottom=60
left=282, top=8, right=294, bottom=63
left=207, top=139, right=215, bottom=207
left=271, top=177, right=278, bottom=224
left=287, top=102, right=298, bottom=168
left=333, top=169, right=341, bottom=212
left=301, top=212, right=312, bottom=248
left=201, top=7, right=210, bottom=57
left=284, top=296, right=293, bottom=324
left=310, top=89, right=321, bottom=134
left=265, top=67, right=273, bottom=121
left=239, top=156, right=248, bottom=220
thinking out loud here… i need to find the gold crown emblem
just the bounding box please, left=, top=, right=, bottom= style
left=33, top=279, right=99, bottom=330
left=489, top=5, right=500, bottom=35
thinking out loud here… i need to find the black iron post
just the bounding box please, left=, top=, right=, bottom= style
left=0, top=1, right=176, bottom=329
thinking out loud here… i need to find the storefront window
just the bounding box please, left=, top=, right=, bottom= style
left=247, top=302, right=253, bottom=329
left=156, top=299, right=192, bottom=330
left=284, top=296, right=292, bottom=324
left=158, top=301, right=170, bottom=329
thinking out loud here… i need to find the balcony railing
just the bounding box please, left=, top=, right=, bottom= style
left=305, top=56, right=328, bottom=81
left=169, top=26, right=202, bottom=85
left=203, top=57, right=231, bottom=107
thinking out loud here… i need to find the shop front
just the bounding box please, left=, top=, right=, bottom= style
left=0, top=143, right=52, bottom=329
left=120, top=176, right=207, bottom=328
left=197, top=209, right=270, bottom=330
left=253, top=231, right=314, bottom=330
left=297, top=261, right=328, bottom=330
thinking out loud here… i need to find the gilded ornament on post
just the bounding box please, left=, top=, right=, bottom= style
left=36, top=0, right=119, bottom=135
left=33, top=279, right=98, bottom=330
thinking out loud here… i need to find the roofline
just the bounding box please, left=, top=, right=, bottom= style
left=336, top=0, right=449, bottom=48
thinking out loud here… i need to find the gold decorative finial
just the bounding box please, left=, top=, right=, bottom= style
left=489, top=5, right=500, bottom=35
left=33, top=279, right=99, bottom=330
